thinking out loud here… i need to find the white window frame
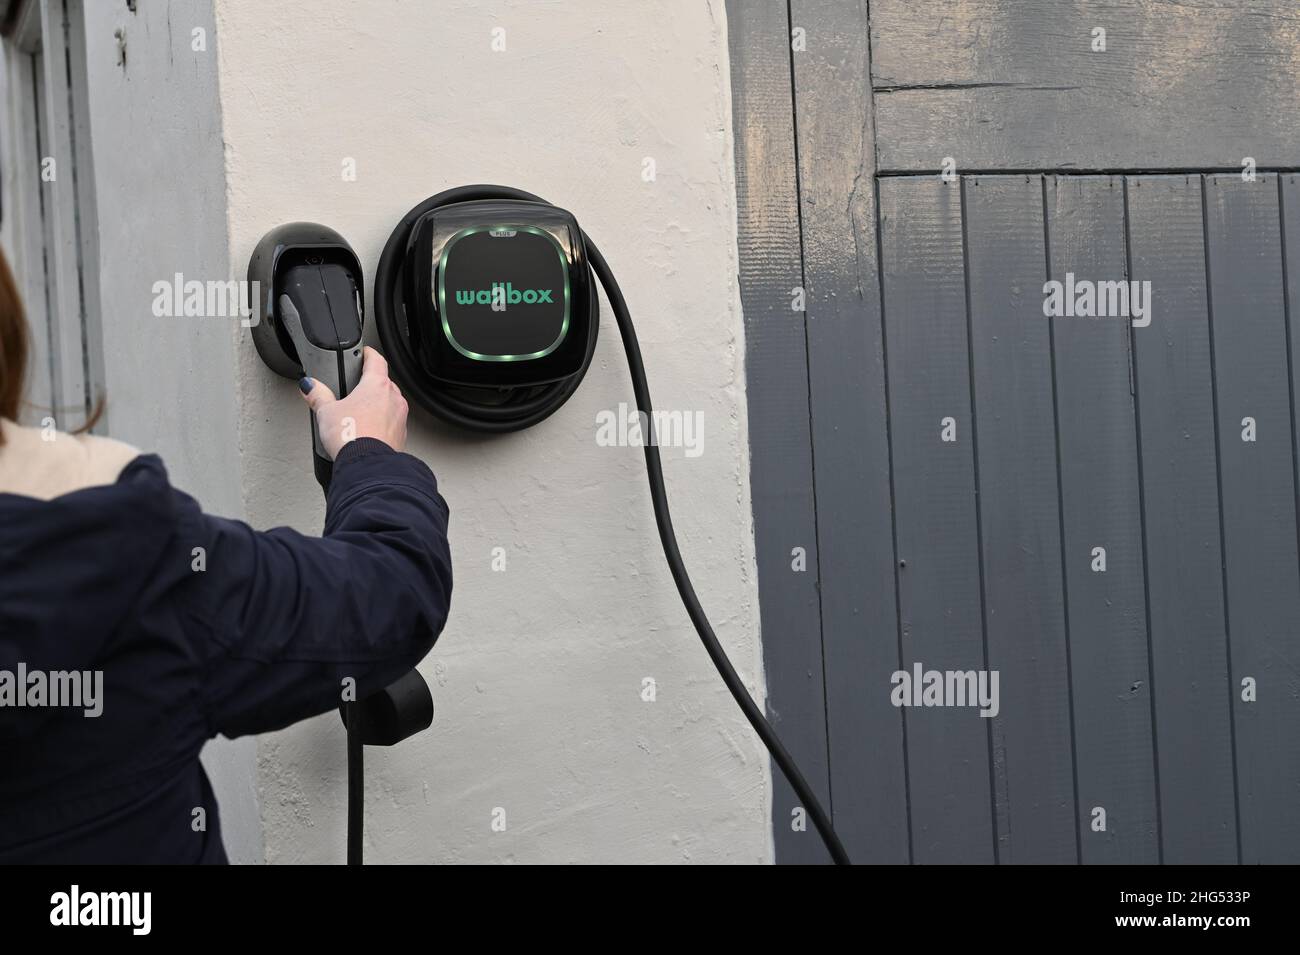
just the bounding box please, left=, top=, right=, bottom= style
left=1, top=0, right=103, bottom=431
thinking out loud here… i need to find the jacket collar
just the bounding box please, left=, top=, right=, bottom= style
left=0, top=419, right=140, bottom=501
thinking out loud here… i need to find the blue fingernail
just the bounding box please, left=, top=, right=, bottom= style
left=298, top=377, right=313, bottom=394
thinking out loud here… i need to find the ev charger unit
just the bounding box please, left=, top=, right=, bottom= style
left=249, top=185, right=851, bottom=865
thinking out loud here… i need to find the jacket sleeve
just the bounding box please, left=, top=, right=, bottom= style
left=190, top=438, right=453, bottom=739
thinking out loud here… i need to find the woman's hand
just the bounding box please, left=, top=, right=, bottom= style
left=299, top=346, right=409, bottom=458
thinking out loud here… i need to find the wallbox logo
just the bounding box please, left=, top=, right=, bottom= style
left=455, top=282, right=555, bottom=311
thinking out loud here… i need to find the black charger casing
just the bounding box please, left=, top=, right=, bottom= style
left=402, top=199, right=594, bottom=388
left=247, top=221, right=364, bottom=382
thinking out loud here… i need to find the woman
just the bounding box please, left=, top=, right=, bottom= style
left=0, top=251, right=452, bottom=863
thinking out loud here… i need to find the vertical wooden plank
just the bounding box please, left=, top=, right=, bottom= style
left=1205, top=173, right=1300, bottom=863
left=964, top=175, right=1075, bottom=863
left=40, top=0, right=88, bottom=426
left=65, top=0, right=105, bottom=429
left=789, top=0, right=908, bottom=862
left=1126, top=175, right=1237, bottom=863
left=5, top=47, right=55, bottom=425
left=1284, top=179, right=1300, bottom=811
left=1046, top=175, right=1158, bottom=864
left=879, top=176, right=994, bottom=863
left=1281, top=173, right=1300, bottom=864
left=725, top=0, right=830, bottom=864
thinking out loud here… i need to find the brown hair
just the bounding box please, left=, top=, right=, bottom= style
left=0, top=247, right=28, bottom=441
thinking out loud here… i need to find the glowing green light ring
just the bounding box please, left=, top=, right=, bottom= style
left=436, top=225, right=571, bottom=362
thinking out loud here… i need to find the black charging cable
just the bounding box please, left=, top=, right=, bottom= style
left=376, top=186, right=851, bottom=865
left=346, top=705, right=362, bottom=865
left=589, top=244, right=851, bottom=866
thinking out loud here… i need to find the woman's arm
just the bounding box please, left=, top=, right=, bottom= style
left=188, top=437, right=452, bottom=739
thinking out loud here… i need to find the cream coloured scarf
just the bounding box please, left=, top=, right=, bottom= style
left=0, top=418, right=140, bottom=500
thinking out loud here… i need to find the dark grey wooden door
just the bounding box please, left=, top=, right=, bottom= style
left=728, top=0, right=1300, bottom=864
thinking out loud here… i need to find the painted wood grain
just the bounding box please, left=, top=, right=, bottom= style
left=725, top=0, right=831, bottom=864
left=1125, top=175, right=1237, bottom=863
left=870, top=0, right=1300, bottom=171
left=730, top=0, right=1300, bottom=864
left=879, top=176, right=994, bottom=863
left=1045, top=176, right=1158, bottom=863
left=789, top=0, right=909, bottom=863
left=1204, top=173, right=1300, bottom=863
left=964, top=174, right=1076, bottom=863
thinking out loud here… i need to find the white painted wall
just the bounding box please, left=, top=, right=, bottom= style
left=213, top=0, right=770, bottom=862
left=74, top=0, right=263, bottom=864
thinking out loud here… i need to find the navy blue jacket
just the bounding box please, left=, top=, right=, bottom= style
left=0, top=438, right=452, bottom=863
